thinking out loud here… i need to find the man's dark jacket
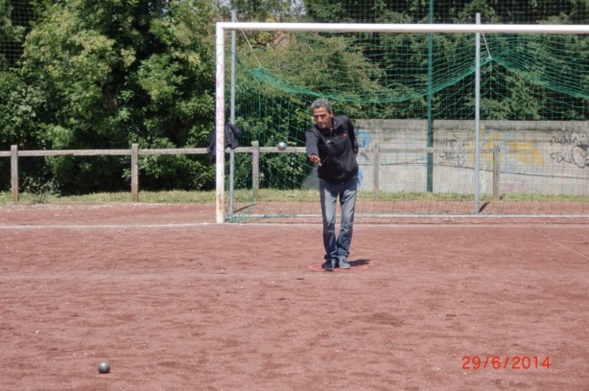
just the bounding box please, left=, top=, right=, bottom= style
left=305, top=115, right=359, bottom=183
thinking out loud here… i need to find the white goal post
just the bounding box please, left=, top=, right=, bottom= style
left=214, top=22, right=589, bottom=223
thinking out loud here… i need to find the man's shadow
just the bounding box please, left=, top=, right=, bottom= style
left=350, top=259, right=370, bottom=267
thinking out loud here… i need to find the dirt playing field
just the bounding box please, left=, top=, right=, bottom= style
left=1, top=203, right=588, bottom=390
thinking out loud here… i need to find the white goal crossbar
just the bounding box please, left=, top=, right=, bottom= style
left=215, top=22, right=589, bottom=223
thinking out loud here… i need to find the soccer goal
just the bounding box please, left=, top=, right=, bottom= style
left=214, top=21, right=589, bottom=223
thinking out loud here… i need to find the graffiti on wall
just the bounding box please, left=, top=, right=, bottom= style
left=439, top=137, right=468, bottom=167
left=549, top=129, right=589, bottom=169
left=438, top=127, right=589, bottom=171
left=438, top=130, right=499, bottom=170
left=435, top=126, right=589, bottom=173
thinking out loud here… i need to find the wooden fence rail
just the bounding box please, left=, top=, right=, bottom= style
left=1, top=143, right=500, bottom=203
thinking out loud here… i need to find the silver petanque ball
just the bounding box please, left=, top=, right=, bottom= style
left=98, top=361, right=111, bottom=374
left=277, top=141, right=287, bottom=151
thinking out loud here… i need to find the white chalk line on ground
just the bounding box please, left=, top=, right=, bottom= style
left=1, top=222, right=589, bottom=230
left=534, top=226, right=589, bottom=261
left=0, top=268, right=587, bottom=283
left=0, top=223, right=214, bottom=230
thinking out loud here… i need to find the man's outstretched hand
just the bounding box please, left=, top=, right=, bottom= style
left=309, top=155, right=322, bottom=167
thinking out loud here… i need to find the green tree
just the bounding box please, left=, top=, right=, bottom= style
left=301, top=0, right=588, bottom=24
left=218, top=0, right=303, bottom=21
left=0, top=0, right=36, bottom=69
left=18, top=0, right=217, bottom=194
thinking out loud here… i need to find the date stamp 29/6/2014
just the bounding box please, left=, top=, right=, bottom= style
left=462, top=356, right=551, bottom=370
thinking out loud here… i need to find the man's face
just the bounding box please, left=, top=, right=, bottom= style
left=312, top=107, right=333, bottom=130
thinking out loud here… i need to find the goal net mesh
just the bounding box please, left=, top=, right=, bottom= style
left=226, top=27, right=589, bottom=221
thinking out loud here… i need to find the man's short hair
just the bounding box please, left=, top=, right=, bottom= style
left=311, top=99, right=333, bottom=113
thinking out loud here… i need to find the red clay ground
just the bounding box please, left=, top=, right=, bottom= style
left=1, top=203, right=588, bottom=391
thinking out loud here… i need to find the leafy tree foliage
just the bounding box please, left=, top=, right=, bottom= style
left=301, top=0, right=589, bottom=24
left=220, top=0, right=303, bottom=21
left=11, top=0, right=217, bottom=194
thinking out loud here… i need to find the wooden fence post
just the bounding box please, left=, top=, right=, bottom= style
left=373, top=144, right=380, bottom=200
left=251, top=141, right=259, bottom=197
left=10, top=145, right=18, bottom=203
left=493, top=144, right=501, bottom=201
left=131, top=143, right=139, bottom=202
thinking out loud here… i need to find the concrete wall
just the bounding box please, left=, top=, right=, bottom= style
left=354, top=120, right=589, bottom=195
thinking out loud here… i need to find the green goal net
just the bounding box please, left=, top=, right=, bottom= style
left=220, top=23, right=589, bottom=222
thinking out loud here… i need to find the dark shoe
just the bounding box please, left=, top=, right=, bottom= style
left=321, top=261, right=334, bottom=271
left=338, top=259, right=351, bottom=269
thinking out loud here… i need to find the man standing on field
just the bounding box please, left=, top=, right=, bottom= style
left=305, top=99, right=359, bottom=271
